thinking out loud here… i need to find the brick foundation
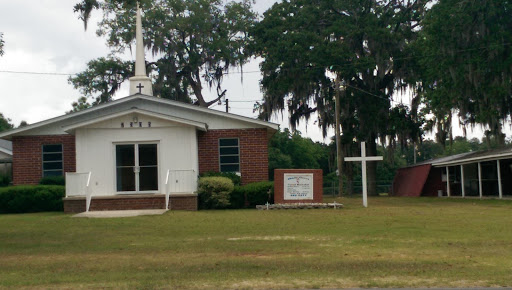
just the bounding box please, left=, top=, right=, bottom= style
left=63, top=194, right=198, bottom=213
left=12, top=135, right=76, bottom=185
left=198, top=129, right=269, bottom=185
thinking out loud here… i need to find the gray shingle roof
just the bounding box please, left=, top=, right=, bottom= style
left=410, top=146, right=512, bottom=167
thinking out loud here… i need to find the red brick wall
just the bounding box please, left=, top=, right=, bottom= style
left=12, top=135, right=76, bottom=185
left=197, top=129, right=269, bottom=185
left=63, top=195, right=197, bottom=213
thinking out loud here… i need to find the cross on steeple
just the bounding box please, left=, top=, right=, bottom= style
left=136, top=83, right=144, bottom=94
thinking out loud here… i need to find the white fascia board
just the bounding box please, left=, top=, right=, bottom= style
left=0, top=147, right=12, bottom=156
left=0, top=95, right=140, bottom=140
left=62, top=108, right=207, bottom=132
left=432, top=152, right=512, bottom=167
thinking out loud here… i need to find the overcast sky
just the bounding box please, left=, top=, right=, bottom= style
left=0, top=0, right=334, bottom=142
left=0, top=1, right=505, bottom=144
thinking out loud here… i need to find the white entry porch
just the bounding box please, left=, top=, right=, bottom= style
left=62, top=109, right=203, bottom=213
left=65, top=169, right=198, bottom=212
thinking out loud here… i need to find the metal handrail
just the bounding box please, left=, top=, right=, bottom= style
left=65, top=172, right=92, bottom=212
left=85, top=172, right=92, bottom=212
left=165, top=169, right=196, bottom=210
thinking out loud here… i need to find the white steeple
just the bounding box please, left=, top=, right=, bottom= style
left=129, top=3, right=153, bottom=96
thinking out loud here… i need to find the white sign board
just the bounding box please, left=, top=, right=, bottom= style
left=284, top=173, right=314, bottom=200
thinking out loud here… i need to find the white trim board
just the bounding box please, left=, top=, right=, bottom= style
left=0, top=147, right=12, bottom=156
left=433, top=152, right=512, bottom=167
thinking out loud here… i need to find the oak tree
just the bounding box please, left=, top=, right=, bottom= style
left=251, top=0, right=427, bottom=195
left=70, top=0, right=257, bottom=107
left=416, top=0, right=512, bottom=146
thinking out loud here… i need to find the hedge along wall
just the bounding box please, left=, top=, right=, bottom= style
left=230, top=181, right=274, bottom=209
left=0, top=185, right=65, bottom=213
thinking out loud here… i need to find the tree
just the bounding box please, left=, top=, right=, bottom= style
left=251, top=0, right=427, bottom=195
left=18, top=120, right=29, bottom=128
left=416, top=0, right=512, bottom=147
left=68, top=97, right=94, bottom=114
left=69, top=57, right=133, bottom=107
left=70, top=0, right=257, bottom=108
left=268, top=129, right=330, bottom=179
left=0, top=113, right=14, bottom=132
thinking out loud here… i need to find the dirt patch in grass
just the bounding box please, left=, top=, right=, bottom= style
left=227, top=235, right=297, bottom=241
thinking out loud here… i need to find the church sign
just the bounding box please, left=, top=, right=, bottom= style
left=283, top=173, right=313, bottom=200
left=274, top=169, right=323, bottom=203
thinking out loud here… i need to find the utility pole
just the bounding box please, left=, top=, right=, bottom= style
left=335, top=77, right=344, bottom=197
left=225, top=99, right=229, bottom=113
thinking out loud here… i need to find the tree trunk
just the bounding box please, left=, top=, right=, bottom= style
left=343, top=143, right=354, bottom=195
left=346, top=162, right=354, bottom=195
left=367, top=137, right=378, bottom=196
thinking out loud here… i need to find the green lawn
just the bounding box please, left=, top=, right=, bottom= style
left=1, top=197, right=512, bottom=289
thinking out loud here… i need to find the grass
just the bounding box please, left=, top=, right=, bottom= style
left=1, top=197, right=512, bottom=288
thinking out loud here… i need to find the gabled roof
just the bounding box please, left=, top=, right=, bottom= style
left=0, top=94, right=279, bottom=140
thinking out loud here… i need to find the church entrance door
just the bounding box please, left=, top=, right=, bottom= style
left=115, top=143, right=158, bottom=193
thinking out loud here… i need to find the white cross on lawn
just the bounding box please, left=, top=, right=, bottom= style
left=344, top=141, right=383, bottom=208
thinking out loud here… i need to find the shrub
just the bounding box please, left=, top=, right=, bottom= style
left=200, top=171, right=241, bottom=186
left=0, top=174, right=10, bottom=187
left=0, top=185, right=65, bottom=213
left=229, top=181, right=274, bottom=209
left=229, top=186, right=246, bottom=209
left=244, top=181, right=274, bottom=207
left=39, top=176, right=65, bottom=185
left=197, top=177, right=234, bottom=209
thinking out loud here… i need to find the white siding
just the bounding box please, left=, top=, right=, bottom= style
left=75, top=114, right=198, bottom=196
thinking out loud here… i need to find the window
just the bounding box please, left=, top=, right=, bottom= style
left=219, top=138, right=239, bottom=173
left=42, top=144, right=63, bottom=177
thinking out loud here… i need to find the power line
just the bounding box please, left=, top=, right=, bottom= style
left=0, top=70, right=74, bottom=76
left=344, top=84, right=403, bottom=105
left=228, top=99, right=260, bottom=103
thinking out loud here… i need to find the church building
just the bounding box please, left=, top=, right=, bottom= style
left=0, top=6, right=278, bottom=213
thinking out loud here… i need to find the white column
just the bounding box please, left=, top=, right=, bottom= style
left=460, top=164, right=465, bottom=197
left=478, top=162, right=483, bottom=199
left=497, top=160, right=503, bottom=199
left=446, top=166, right=451, bottom=197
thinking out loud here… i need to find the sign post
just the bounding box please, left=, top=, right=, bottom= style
left=344, top=142, right=383, bottom=207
